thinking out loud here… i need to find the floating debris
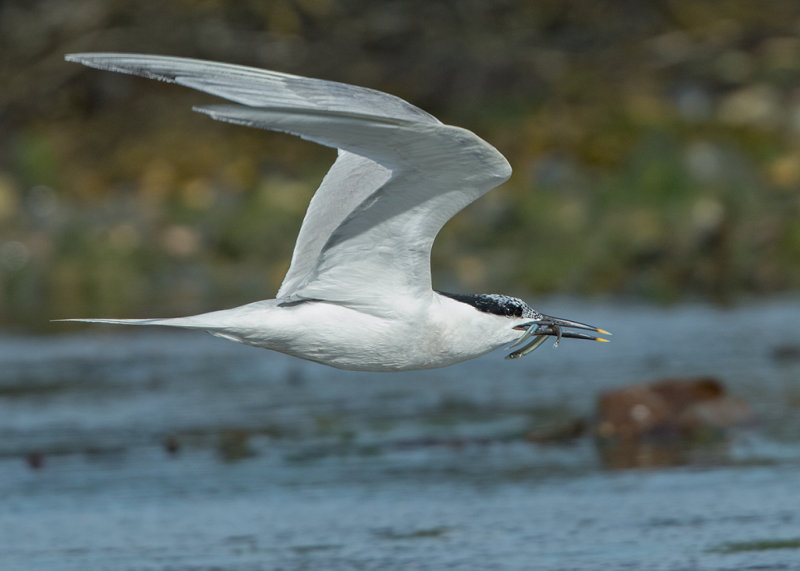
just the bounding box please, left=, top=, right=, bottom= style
left=594, top=376, right=752, bottom=468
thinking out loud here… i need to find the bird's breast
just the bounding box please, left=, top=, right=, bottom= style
left=219, top=296, right=519, bottom=372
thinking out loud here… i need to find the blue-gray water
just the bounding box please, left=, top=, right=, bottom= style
left=2, top=298, right=800, bottom=570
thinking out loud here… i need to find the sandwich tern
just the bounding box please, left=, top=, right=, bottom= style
left=60, top=53, right=609, bottom=371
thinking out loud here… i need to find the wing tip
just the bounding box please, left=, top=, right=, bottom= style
left=65, top=52, right=122, bottom=65
left=64, top=52, right=182, bottom=84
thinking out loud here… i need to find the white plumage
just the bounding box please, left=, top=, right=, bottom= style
left=59, top=53, right=608, bottom=371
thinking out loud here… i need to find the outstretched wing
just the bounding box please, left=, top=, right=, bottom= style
left=65, top=53, right=438, bottom=122
left=65, top=53, right=437, bottom=297
left=194, top=105, right=511, bottom=309
left=66, top=54, right=512, bottom=310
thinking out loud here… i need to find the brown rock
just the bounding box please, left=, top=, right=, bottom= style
left=594, top=376, right=752, bottom=468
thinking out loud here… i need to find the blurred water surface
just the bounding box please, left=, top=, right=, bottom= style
left=1, top=298, right=799, bottom=570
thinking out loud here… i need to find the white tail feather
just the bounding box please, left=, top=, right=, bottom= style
left=52, top=302, right=274, bottom=331
left=52, top=317, right=218, bottom=329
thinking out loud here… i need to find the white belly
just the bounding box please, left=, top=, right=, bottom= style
left=199, top=295, right=520, bottom=372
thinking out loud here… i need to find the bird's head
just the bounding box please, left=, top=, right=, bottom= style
left=437, top=291, right=610, bottom=359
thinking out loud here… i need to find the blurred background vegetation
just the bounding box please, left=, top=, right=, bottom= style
left=2, top=0, right=800, bottom=329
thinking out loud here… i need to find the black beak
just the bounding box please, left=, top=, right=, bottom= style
left=506, top=314, right=610, bottom=359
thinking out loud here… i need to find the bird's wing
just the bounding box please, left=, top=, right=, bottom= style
left=65, top=53, right=435, bottom=297
left=276, top=150, right=391, bottom=297
left=196, top=105, right=511, bottom=309
left=66, top=54, right=511, bottom=309
left=64, top=53, right=439, bottom=122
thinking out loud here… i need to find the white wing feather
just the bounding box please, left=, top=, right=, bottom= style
left=64, top=53, right=439, bottom=122
left=195, top=104, right=511, bottom=307
left=278, top=151, right=390, bottom=297
left=65, top=53, right=512, bottom=309
left=65, top=53, right=434, bottom=298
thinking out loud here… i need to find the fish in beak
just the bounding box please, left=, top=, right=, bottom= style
left=506, top=314, right=611, bottom=359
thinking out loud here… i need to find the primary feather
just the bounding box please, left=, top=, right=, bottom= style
left=65, top=53, right=511, bottom=308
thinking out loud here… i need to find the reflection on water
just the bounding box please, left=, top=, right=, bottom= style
left=1, top=298, right=799, bottom=569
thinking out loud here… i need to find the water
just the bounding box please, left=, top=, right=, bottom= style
left=1, top=298, right=800, bottom=570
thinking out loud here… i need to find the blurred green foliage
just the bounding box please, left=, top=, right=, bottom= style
left=2, top=0, right=800, bottom=328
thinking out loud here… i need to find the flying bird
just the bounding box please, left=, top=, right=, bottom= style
left=60, top=53, right=609, bottom=371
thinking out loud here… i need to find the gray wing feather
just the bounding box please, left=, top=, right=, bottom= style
left=278, top=151, right=391, bottom=297
left=65, top=53, right=437, bottom=297
left=194, top=104, right=511, bottom=306
left=64, top=53, right=439, bottom=124
left=66, top=54, right=511, bottom=306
